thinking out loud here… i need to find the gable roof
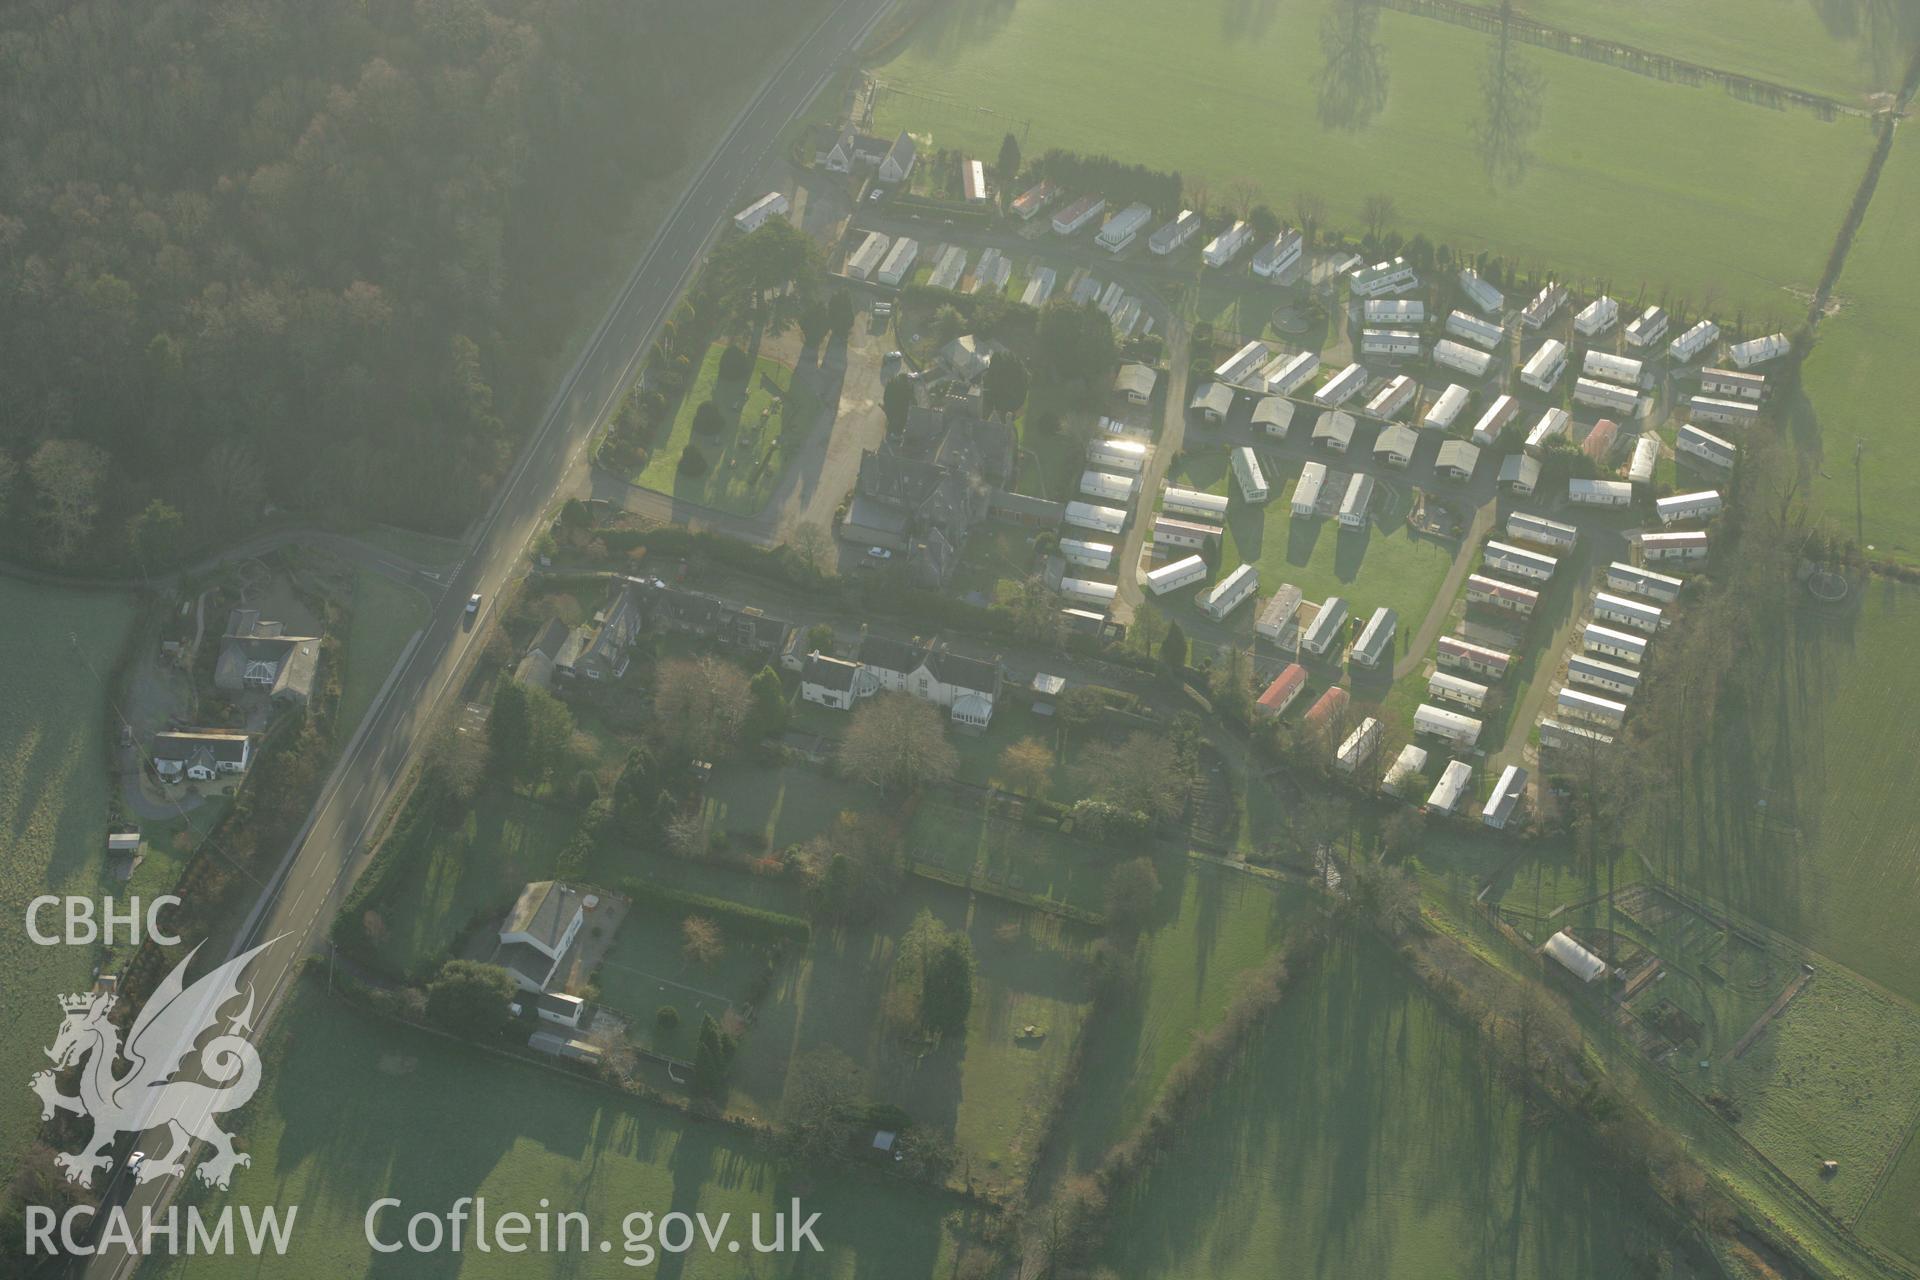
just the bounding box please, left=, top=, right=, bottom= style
left=923, top=647, right=999, bottom=693
left=882, top=130, right=916, bottom=173
left=855, top=632, right=923, bottom=676
left=153, top=730, right=250, bottom=765
left=502, top=881, right=582, bottom=951
left=803, top=653, right=861, bottom=693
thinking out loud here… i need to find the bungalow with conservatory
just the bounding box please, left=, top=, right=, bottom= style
left=850, top=634, right=1003, bottom=729
left=214, top=609, right=320, bottom=704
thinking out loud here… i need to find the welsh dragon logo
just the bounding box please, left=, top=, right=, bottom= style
left=31, top=938, right=277, bottom=1190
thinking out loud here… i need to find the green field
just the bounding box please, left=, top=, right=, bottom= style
left=1098, top=935, right=1702, bottom=1279
left=871, top=0, right=1867, bottom=317
left=338, top=569, right=428, bottom=737
left=1490, top=0, right=1900, bottom=98
left=632, top=342, right=820, bottom=517
left=1156, top=449, right=1460, bottom=638
left=1863, top=1122, right=1920, bottom=1265
left=0, top=579, right=139, bottom=1169
left=148, top=983, right=975, bottom=1279
left=1799, top=129, right=1920, bottom=563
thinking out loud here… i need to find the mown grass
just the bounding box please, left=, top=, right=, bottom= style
left=870, top=0, right=1868, bottom=317
left=1098, top=934, right=1692, bottom=1279
left=1797, top=129, right=1920, bottom=563
left=633, top=341, right=820, bottom=517
left=150, top=982, right=976, bottom=1279
left=0, top=579, right=138, bottom=1170
left=338, top=569, right=428, bottom=738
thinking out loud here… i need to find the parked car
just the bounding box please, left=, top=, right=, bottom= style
left=866, top=547, right=892, bottom=561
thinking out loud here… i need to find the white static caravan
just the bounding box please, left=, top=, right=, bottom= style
left=1656, top=489, right=1723, bottom=524
left=1064, top=501, right=1128, bottom=536
left=1606, top=561, right=1684, bottom=603
left=1433, top=339, right=1494, bottom=380
left=1315, top=362, right=1369, bottom=407
left=1384, top=743, right=1430, bottom=796
left=1059, top=538, right=1116, bottom=570
left=1521, top=282, right=1567, bottom=329
left=1641, top=530, right=1711, bottom=562
left=1539, top=717, right=1615, bottom=752
left=1262, top=349, right=1320, bottom=396
left=1415, top=702, right=1484, bottom=747
left=1568, top=653, right=1641, bottom=698
left=1096, top=202, right=1154, bottom=253
left=1582, top=350, right=1644, bottom=386
left=1051, top=194, right=1106, bottom=236
left=1570, top=478, right=1634, bottom=507
left=1231, top=446, right=1270, bottom=504
left=1574, top=295, right=1618, bottom=337
left=1163, top=485, right=1231, bottom=521
left=1149, top=209, right=1202, bottom=255
left=1593, top=591, right=1666, bottom=634
left=1252, top=397, right=1296, bottom=438
left=1299, top=596, right=1350, bottom=655
left=1087, top=438, right=1150, bottom=474
left=1471, top=394, right=1520, bottom=447
left=1361, top=328, right=1423, bottom=358
left=1203, top=220, right=1254, bottom=268
left=1701, top=367, right=1766, bottom=401
left=1290, top=461, right=1328, bottom=516
left=1365, top=298, right=1426, bottom=325
left=1484, top=539, right=1558, bottom=582
left=1424, top=383, right=1471, bottom=432
left=1144, top=553, right=1208, bottom=596
left=1627, top=433, right=1661, bottom=485
left=1574, top=377, right=1642, bottom=414
left=970, top=248, right=1011, bottom=295
left=1506, top=511, right=1577, bottom=550
left=1338, top=473, right=1376, bottom=528
left=1446, top=309, right=1505, bottom=350
left=1336, top=717, right=1385, bottom=773
left=1350, top=256, right=1416, bottom=297
left=1482, top=764, right=1528, bottom=829
left=1677, top=423, right=1738, bottom=468
left=1214, top=339, right=1270, bottom=386
left=1199, top=563, right=1260, bottom=620
left=926, top=244, right=967, bottom=291
left=962, top=159, right=989, bottom=204
left=733, top=190, right=789, bottom=233
left=844, top=231, right=890, bottom=281
left=1558, top=686, right=1629, bottom=730
left=1688, top=395, right=1760, bottom=427
left=1251, top=228, right=1305, bottom=279
left=1020, top=267, right=1057, bottom=307
left=1061, top=606, right=1108, bottom=633
left=1060, top=578, right=1118, bottom=608
left=1067, top=275, right=1099, bottom=307
left=1256, top=585, right=1305, bottom=640
left=1625, top=306, right=1670, bottom=349
left=875, top=236, right=920, bottom=287
left=1467, top=573, right=1539, bottom=616
left=1153, top=515, right=1219, bottom=549
left=1519, top=338, right=1568, bottom=392
left=1351, top=605, right=1398, bottom=668
left=1459, top=267, right=1506, bottom=315
left=1668, top=318, right=1720, bottom=364
left=1365, top=373, right=1418, bottom=419
left=1729, top=332, right=1791, bottom=369
left=1524, top=407, right=1572, bottom=454
left=1583, top=622, right=1647, bottom=664
left=1438, top=635, right=1513, bottom=680
left=1428, top=671, right=1491, bottom=710
left=1373, top=423, right=1420, bottom=468
left=1079, top=470, right=1139, bottom=503
left=1426, top=760, right=1475, bottom=814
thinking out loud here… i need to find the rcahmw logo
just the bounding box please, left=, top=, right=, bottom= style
left=25, top=937, right=300, bottom=1259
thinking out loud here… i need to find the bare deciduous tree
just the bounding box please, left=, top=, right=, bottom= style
left=837, top=693, right=959, bottom=791
left=653, top=656, right=751, bottom=760
left=999, top=737, right=1055, bottom=799
left=27, top=438, right=108, bottom=561
left=681, top=915, right=724, bottom=966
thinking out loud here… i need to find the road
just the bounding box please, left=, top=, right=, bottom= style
left=80, top=0, right=896, bottom=1273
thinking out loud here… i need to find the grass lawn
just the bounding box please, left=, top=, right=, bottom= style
left=631, top=341, right=820, bottom=517
left=1489, top=0, right=1901, bottom=98
left=590, top=900, right=783, bottom=1060
left=870, top=0, right=1868, bottom=318
left=1012, top=381, right=1088, bottom=502
left=1097, top=935, right=1701, bottom=1279
left=1797, top=129, right=1920, bottom=563
left=1046, top=861, right=1317, bottom=1175
left=1155, top=449, right=1461, bottom=634
left=337, top=569, right=428, bottom=738
left=0, top=580, right=139, bottom=1170
left=367, top=792, right=582, bottom=979
left=150, top=982, right=976, bottom=1279
left=949, top=520, right=1040, bottom=604
left=1863, top=1123, right=1920, bottom=1266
